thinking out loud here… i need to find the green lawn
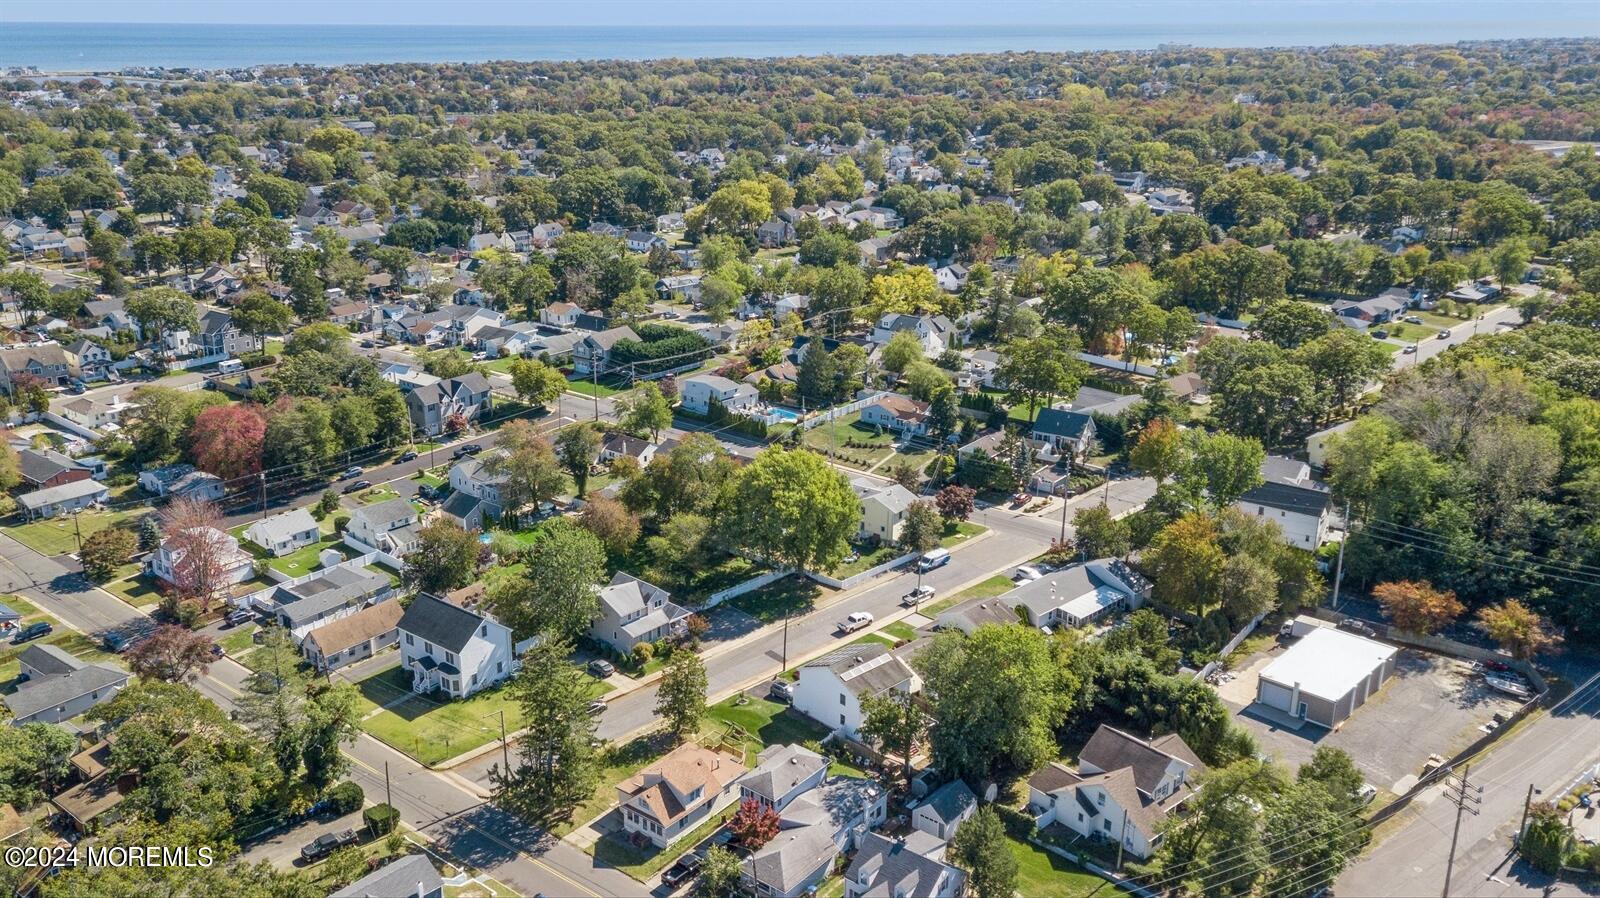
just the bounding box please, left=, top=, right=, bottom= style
left=355, top=667, right=523, bottom=766
left=218, top=623, right=259, bottom=656
left=802, top=413, right=899, bottom=468
left=1009, top=837, right=1118, bottom=898
left=548, top=732, right=678, bottom=838
left=726, top=575, right=823, bottom=624
left=351, top=485, right=401, bottom=506
left=412, top=469, right=449, bottom=490
left=8, top=508, right=139, bottom=557
left=590, top=805, right=735, bottom=880
left=880, top=621, right=918, bottom=643
left=941, top=521, right=987, bottom=547
left=566, top=375, right=628, bottom=397
left=827, top=543, right=903, bottom=579
left=698, top=694, right=866, bottom=774
left=923, top=573, right=1014, bottom=616
left=258, top=535, right=361, bottom=579
left=103, top=573, right=164, bottom=608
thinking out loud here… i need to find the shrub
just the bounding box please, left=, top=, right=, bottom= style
left=363, top=803, right=399, bottom=836
left=631, top=641, right=654, bottom=665
left=333, top=514, right=351, bottom=533
left=327, top=781, right=365, bottom=815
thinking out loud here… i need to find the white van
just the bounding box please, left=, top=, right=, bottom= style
left=216, top=358, right=244, bottom=375
left=916, top=547, right=951, bottom=573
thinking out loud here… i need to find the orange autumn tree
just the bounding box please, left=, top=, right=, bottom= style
left=1371, top=580, right=1465, bottom=635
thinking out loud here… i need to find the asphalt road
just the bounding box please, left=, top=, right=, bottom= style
left=1335, top=672, right=1600, bottom=898
left=1388, top=305, right=1524, bottom=371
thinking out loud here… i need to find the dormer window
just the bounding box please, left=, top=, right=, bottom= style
left=1096, top=793, right=1105, bottom=807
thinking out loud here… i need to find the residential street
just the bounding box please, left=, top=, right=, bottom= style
left=1335, top=672, right=1600, bottom=898
left=1389, top=305, right=1524, bottom=370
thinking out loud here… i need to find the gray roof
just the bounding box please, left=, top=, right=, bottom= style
left=845, top=831, right=958, bottom=898
left=1032, top=407, right=1095, bottom=439
left=4, top=662, right=128, bottom=720
left=19, top=448, right=86, bottom=484
left=355, top=497, right=419, bottom=529
left=18, top=643, right=84, bottom=678
left=921, top=779, right=977, bottom=826
left=935, top=596, right=1019, bottom=632
left=584, top=325, right=639, bottom=350
left=330, top=854, right=443, bottom=898
left=272, top=566, right=390, bottom=626
left=1080, top=725, right=1203, bottom=797
left=439, top=490, right=483, bottom=522
left=740, top=744, right=828, bottom=804
left=1002, top=558, right=1143, bottom=622
left=18, top=478, right=107, bottom=510
left=1239, top=480, right=1331, bottom=516
left=803, top=643, right=915, bottom=699
left=598, top=571, right=671, bottom=619
left=245, top=507, right=318, bottom=546
left=397, top=592, right=488, bottom=654
left=742, top=819, right=840, bottom=895
left=0, top=602, right=18, bottom=621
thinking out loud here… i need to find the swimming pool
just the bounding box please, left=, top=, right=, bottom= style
left=767, top=407, right=800, bottom=422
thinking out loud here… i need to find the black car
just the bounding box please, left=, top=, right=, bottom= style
left=341, top=479, right=373, bottom=494
left=397, top=450, right=418, bottom=463
left=101, top=630, right=137, bottom=653
left=452, top=443, right=483, bottom=459
left=663, top=851, right=706, bottom=888
left=416, top=484, right=439, bottom=501
left=11, top=621, right=52, bottom=644
left=299, top=829, right=359, bottom=862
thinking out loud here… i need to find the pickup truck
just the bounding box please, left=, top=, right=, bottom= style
left=837, top=612, right=874, bottom=634
left=901, top=585, right=935, bottom=607
left=299, top=829, right=359, bottom=862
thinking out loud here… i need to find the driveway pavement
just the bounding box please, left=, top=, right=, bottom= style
left=239, top=808, right=366, bottom=868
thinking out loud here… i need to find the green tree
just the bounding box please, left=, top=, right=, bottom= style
left=620, top=381, right=674, bottom=441
left=555, top=423, right=602, bottom=498
left=720, top=447, right=861, bottom=571
left=231, top=291, right=295, bottom=339
left=403, top=520, right=480, bottom=594
left=1073, top=504, right=1130, bottom=559
left=950, top=806, right=1019, bottom=898
left=697, top=845, right=744, bottom=898
left=235, top=627, right=309, bottom=778
left=1129, top=418, right=1185, bottom=485
left=301, top=683, right=361, bottom=791
left=507, top=358, right=567, bottom=408
left=0, top=723, right=76, bottom=809
left=915, top=624, right=1074, bottom=782
left=126, top=286, right=198, bottom=341
left=998, top=328, right=1086, bottom=422
left=796, top=341, right=838, bottom=406
left=79, top=526, right=137, bottom=581
left=1145, top=513, right=1226, bottom=614
left=1253, top=300, right=1332, bottom=349
left=899, top=500, right=944, bottom=552
left=928, top=388, right=960, bottom=443
left=1293, top=329, right=1392, bottom=415
left=495, top=639, right=599, bottom=818
left=488, top=519, right=606, bottom=642
left=860, top=689, right=928, bottom=794
left=880, top=330, right=924, bottom=374
left=655, top=652, right=708, bottom=739
left=1186, top=431, right=1267, bottom=507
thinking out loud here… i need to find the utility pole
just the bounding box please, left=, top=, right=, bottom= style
left=72, top=509, right=83, bottom=554
left=779, top=611, right=790, bottom=673
left=259, top=471, right=267, bottom=512
left=590, top=357, right=600, bottom=422
left=1516, top=783, right=1535, bottom=847
left=1115, top=808, right=1129, bottom=870
left=1329, top=499, right=1351, bottom=611
left=1441, top=765, right=1482, bottom=898
left=384, top=761, right=392, bottom=811
left=496, top=709, right=510, bottom=774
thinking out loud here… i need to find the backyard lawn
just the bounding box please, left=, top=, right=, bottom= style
left=355, top=667, right=523, bottom=766
left=589, top=805, right=735, bottom=880
left=801, top=413, right=898, bottom=468
left=879, top=621, right=918, bottom=643
left=1009, top=837, right=1118, bottom=898
left=9, top=508, right=139, bottom=557
left=726, top=575, right=823, bottom=624
left=103, top=573, right=164, bottom=608
left=257, top=535, right=361, bottom=578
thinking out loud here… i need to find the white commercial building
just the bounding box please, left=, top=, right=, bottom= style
left=1254, top=625, right=1398, bottom=729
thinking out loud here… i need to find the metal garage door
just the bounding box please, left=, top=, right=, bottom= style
left=1258, top=680, right=1295, bottom=714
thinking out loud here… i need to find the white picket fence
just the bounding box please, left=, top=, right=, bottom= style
left=793, top=390, right=893, bottom=433
left=700, top=568, right=792, bottom=610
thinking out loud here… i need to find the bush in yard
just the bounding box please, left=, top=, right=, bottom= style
left=333, top=514, right=350, bottom=533
left=364, top=803, right=399, bottom=836
left=631, top=641, right=654, bottom=666
left=729, top=797, right=780, bottom=848
left=1519, top=803, right=1572, bottom=874
left=327, top=781, right=364, bottom=815
left=79, top=526, right=138, bottom=582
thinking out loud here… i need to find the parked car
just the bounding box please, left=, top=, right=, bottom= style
left=339, top=466, right=364, bottom=480
left=586, top=699, right=608, bottom=716
left=453, top=443, right=483, bottom=459
left=1438, top=329, right=1452, bottom=339
left=837, top=612, right=874, bottom=634
left=209, top=643, right=225, bottom=659
left=299, top=829, right=359, bottom=862
left=397, top=450, right=418, bottom=463
left=587, top=659, right=615, bottom=678
left=359, top=340, right=375, bottom=349
left=768, top=679, right=795, bottom=703
left=1337, top=618, right=1377, bottom=638
left=901, top=585, right=935, bottom=607
left=1371, top=329, right=1389, bottom=340
left=915, top=548, right=951, bottom=573
left=1403, top=316, right=1424, bottom=325
left=101, top=630, right=137, bottom=653
left=11, top=621, right=52, bottom=644
left=662, top=851, right=706, bottom=888
left=1402, top=344, right=1417, bottom=354
left=1012, top=565, right=1044, bottom=582
left=225, top=608, right=254, bottom=627
left=341, top=479, right=373, bottom=494
left=416, top=484, right=440, bottom=501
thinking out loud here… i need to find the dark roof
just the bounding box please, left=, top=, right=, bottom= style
left=1239, top=480, right=1331, bottom=516
left=1080, top=725, right=1202, bottom=797
left=18, top=643, right=84, bottom=677
left=4, top=663, right=128, bottom=719
left=803, top=643, right=915, bottom=699
left=921, top=779, right=976, bottom=825
left=440, top=490, right=482, bottom=521
left=18, top=448, right=83, bottom=484
left=1028, top=762, right=1083, bottom=794
left=844, top=831, right=956, bottom=898
left=272, top=567, right=391, bottom=625
left=331, top=854, right=443, bottom=898
left=446, top=371, right=491, bottom=396
left=1032, top=407, right=1095, bottom=439
left=397, top=592, right=488, bottom=654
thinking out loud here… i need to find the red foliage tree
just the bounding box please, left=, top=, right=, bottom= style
left=126, top=624, right=216, bottom=682
left=934, top=485, right=976, bottom=522
left=188, top=403, right=266, bottom=480
left=158, top=498, right=243, bottom=611
left=729, top=797, right=780, bottom=849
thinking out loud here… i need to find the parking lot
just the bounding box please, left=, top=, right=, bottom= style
left=1217, top=643, right=1523, bottom=791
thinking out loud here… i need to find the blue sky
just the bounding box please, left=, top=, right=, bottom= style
left=6, top=0, right=1593, bottom=28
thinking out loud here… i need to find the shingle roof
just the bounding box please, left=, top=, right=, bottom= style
left=740, top=744, right=828, bottom=803
left=1032, top=407, right=1095, bottom=439
left=272, top=567, right=391, bottom=626
left=1080, top=725, right=1201, bottom=797
left=803, top=643, right=916, bottom=699
left=397, top=592, right=488, bottom=654
left=845, top=831, right=957, bottom=898
left=921, top=779, right=976, bottom=826
left=742, top=820, right=840, bottom=894
left=18, top=478, right=107, bottom=510
left=18, top=643, right=84, bottom=677
left=245, top=507, right=318, bottom=546
left=305, top=600, right=405, bottom=657
left=1239, top=480, right=1330, bottom=516
left=354, top=497, right=419, bottom=529
left=330, top=854, right=443, bottom=898
left=4, top=662, right=127, bottom=719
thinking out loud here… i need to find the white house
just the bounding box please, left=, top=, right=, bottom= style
left=742, top=770, right=888, bottom=898
left=573, top=325, right=639, bottom=376
left=4, top=644, right=129, bottom=726
left=243, top=508, right=321, bottom=557
left=1029, top=407, right=1098, bottom=462
left=618, top=743, right=743, bottom=849
left=1003, top=558, right=1148, bottom=630
left=147, top=527, right=257, bottom=591
left=737, top=744, right=830, bottom=812
left=589, top=572, right=692, bottom=656
left=345, top=497, right=423, bottom=557
left=911, top=779, right=977, bottom=841
left=845, top=831, right=965, bottom=898
left=1305, top=421, right=1356, bottom=472
left=396, top=593, right=516, bottom=698
left=301, top=600, right=404, bottom=673
left=793, top=643, right=918, bottom=739
left=16, top=479, right=108, bottom=520
left=540, top=301, right=583, bottom=328
left=1027, top=725, right=1205, bottom=861
left=859, top=394, right=930, bottom=437
left=1233, top=456, right=1334, bottom=548
left=870, top=313, right=955, bottom=357
left=680, top=374, right=759, bottom=416
left=138, top=463, right=225, bottom=501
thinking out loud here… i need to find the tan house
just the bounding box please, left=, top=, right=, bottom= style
left=617, top=744, right=742, bottom=849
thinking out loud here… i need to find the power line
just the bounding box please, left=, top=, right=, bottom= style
left=1363, top=517, right=1600, bottom=581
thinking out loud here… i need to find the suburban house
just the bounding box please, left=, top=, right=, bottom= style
left=4, top=644, right=130, bottom=726
left=1234, top=456, right=1334, bottom=548
left=330, top=854, right=443, bottom=898
left=857, top=237, right=894, bottom=265
left=1027, top=724, right=1205, bottom=860
left=589, top=572, right=692, bottom=655
left=138, top=463, right=225, bottom=501
left=680, top=374, right=759, bottom=416
left=859, top=393, right=930, bottom=437
left=737, top=744, right=829, bottom=812
left=301, top=600, right=405, bottom=673
left=1255, top=620, right=1398, bottom=729
left=194, top=309, right=262, bottom=358
left=345, top=497, right=424, bottom=557
left=18, top=448, right=95, bottom=489
left=573, top=325, right=640, bottom=375
left=870, top=313, right=955, bottom=356
left=1003, top=558, right=1149, bottom=630
left=60, top=395, right=133, bottom=430
left=1306, top=420, right=1356, bottom=471
left=1030, top=407, right=1098, bottom=462
left=757, top=218, right=796, bottom=247
left=793, top=643, right=919, bottom=740
left=934, top=263, right=969, bottom=292
left=933, top=595, right=1024, bottom=635
left=540, top=301, right=583, bottom=328
left=62, top=338, right=112, bottom=379
left=243, top=507, right=321, bottom=557
left=148, top=526, right=258, bottom=591
left=845, top=831, right=966, bottom=898
left=1331, top=291, right=1408, bottom=328
left=404, top=372, right=492, bottom=437
left=260, top=565, right=394, bottom=639
left=625, top=230, right=667, bottom=253
left=741, top=766, right=888, bottom=898
left=599, top=432, right=658, bottom=467
left=17, top=479, right=109, bottom=520
left=396, top=593, right=517, bottom=698
left=442, top=452, right=509, bottom=530
left=911, top=779, right=977, bottom=841
left=0, top=343, right=71, bottom=392
left=851, top=477, right=917, bottom=544
left=656, top=275, right=703, bottom=304
left=617, top=743, right=743, bottom=849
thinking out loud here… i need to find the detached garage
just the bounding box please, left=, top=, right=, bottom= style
left=1256, top=626, right=1399, bottom=729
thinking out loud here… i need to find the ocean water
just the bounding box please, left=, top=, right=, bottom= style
left=0, top=8, right=1596, bottom=72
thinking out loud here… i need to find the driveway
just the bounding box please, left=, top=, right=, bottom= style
left=1222, top=644, right=1522, bottom=790
left=239, top=808, right=366, bottom=868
